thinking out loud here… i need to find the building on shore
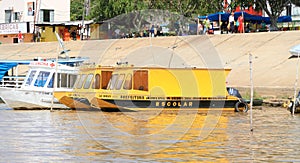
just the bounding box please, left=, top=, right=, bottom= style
left=0, top=0, right=91, bottom=43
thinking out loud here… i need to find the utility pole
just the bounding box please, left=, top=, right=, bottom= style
left=80, top=0, right=86, bottom=40
left=249, top=53, right=253, bottom=132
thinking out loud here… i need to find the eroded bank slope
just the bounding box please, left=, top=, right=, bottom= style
left=1, top=31, right=299, bottom=97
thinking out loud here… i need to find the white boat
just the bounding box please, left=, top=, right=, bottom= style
left=0, top=59, right=84, bottom=109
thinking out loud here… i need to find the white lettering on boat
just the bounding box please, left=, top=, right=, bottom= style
left=30, top=61, right=56, bottom=68
left=155, top=101, right=193, bottom=107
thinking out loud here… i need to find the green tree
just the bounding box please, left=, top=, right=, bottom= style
left=88, top=0, right=149, bottom=22
left=227, top=0, right=262, bottom=13
left=70, top=0, right=85, bottom=21
left=198, top=0, right=223, bottom=15
left=81, top=0, right=223, bottom=22
left=228, top=0, right=291, bottom=30
left=256, top=0, right=291, bottom=30
left=291, top=0, right=300, bottom=7
left=148, top=0, right=202, bottom=17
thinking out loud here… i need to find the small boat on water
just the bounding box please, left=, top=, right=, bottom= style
left=0, top=57, right=86, bottom=109
left=286, top=91, right=300, bottom=113
left=56, top=63, right=248, bottom=112
left=287, top=44, right=300, bottom=113
left=289, top=44, right=300, bottom=58
left=227, top=87, right=263, bottom=106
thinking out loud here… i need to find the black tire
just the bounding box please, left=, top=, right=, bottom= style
left=235, top=101, right=249, bottom=112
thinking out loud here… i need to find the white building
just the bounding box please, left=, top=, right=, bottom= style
left=0, top=0, right=70, bottom=23
left=0, top=0, right=70, bottom=43
left=284, top=4, right=300, bottom=21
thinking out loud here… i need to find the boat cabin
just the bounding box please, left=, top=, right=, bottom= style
left=89, top=66, right=245, bottom=111
left=106, top=67, right=232, bottom=97
left=0, top=57, right=87, bottom=88
left=22, top=61, right=78, bottom=90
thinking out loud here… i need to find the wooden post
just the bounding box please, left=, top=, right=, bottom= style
left=197, top=15, right=199, bottom=35
left=80, top=0, right=86, bottom=40
left=249, top=53, right=253, bottom=132
left=292, top=52, right=300, bottom=115
left=50, top=31, right=61, bottom=112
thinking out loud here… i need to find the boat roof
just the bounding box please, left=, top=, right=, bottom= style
left=113, top=65, right=231, bottom=71
left=0, top=57, right=89, bottom=81
left=0, top=57, right=88, bottom=65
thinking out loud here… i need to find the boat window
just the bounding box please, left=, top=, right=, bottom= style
left=68, top=74, right=77, bottom=88
left=115, top=74, right=125, bottom=90
left=133, top=70, right=148, bottom=91
left=59, top=73, right=68, bottom=88
left=108, top=74, right=118, bottom=90
left=102, top=71, right=112, bottom=89
left=47, top=75, right=54, bottom=88
left=34, top=71, right=50, bottom=87
left=92, top=74, right=100, bottom=89
left=76, top=74, right=87, bottom=89
left=25, top=70, right=36, bottom=86
left=47, top=74, right=77, bottom=89
left=73, top=74, right=81, bottom=88
left=83, top=73, right=94, bottom=89
left=123, top=74, right=132, bottom=90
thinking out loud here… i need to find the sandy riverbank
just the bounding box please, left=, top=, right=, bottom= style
left=1, top=31, right=300, bottom=98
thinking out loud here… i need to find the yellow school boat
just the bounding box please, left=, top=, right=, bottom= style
left=88, top=65, right=248, bottom=112
left=54, top=64, right=113, bottom=109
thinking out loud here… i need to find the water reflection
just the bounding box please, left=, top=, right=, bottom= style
left=0, top=107, right=300, bottom=162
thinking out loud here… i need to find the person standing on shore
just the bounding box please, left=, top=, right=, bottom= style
left=203, top=17, right=210, bottom=35
left=229, top=12, right=235, bottom=33
left=238, top=15, right=244, bottom=33
left=18, top=31, right=23, bottom=43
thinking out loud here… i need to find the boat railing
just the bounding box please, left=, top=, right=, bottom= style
left=0, top=76, right=26, bottom=88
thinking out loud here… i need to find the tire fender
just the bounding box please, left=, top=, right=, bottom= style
left=235, top=101, right=249, bottom=112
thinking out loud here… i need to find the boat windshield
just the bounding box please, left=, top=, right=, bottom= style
left=34, top=71, right=50, bottom=87
left=25, top=70, right=36, bottom=86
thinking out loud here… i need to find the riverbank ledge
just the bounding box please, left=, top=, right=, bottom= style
left=1, top=31, right=300, bottom=98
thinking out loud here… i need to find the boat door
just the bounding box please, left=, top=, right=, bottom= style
left=133, top=70, right=148, bottom=91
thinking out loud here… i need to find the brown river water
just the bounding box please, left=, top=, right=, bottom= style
left=0, top=104, right=299, bottom=162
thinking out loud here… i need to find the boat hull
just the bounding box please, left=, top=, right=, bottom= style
left=59, top=96, right=92, bottom=109
left=91, top=97, right=239, bottom=111
left=0, top=88, right=68, bottom=109
left=54, top=91, right=94, bottom=109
